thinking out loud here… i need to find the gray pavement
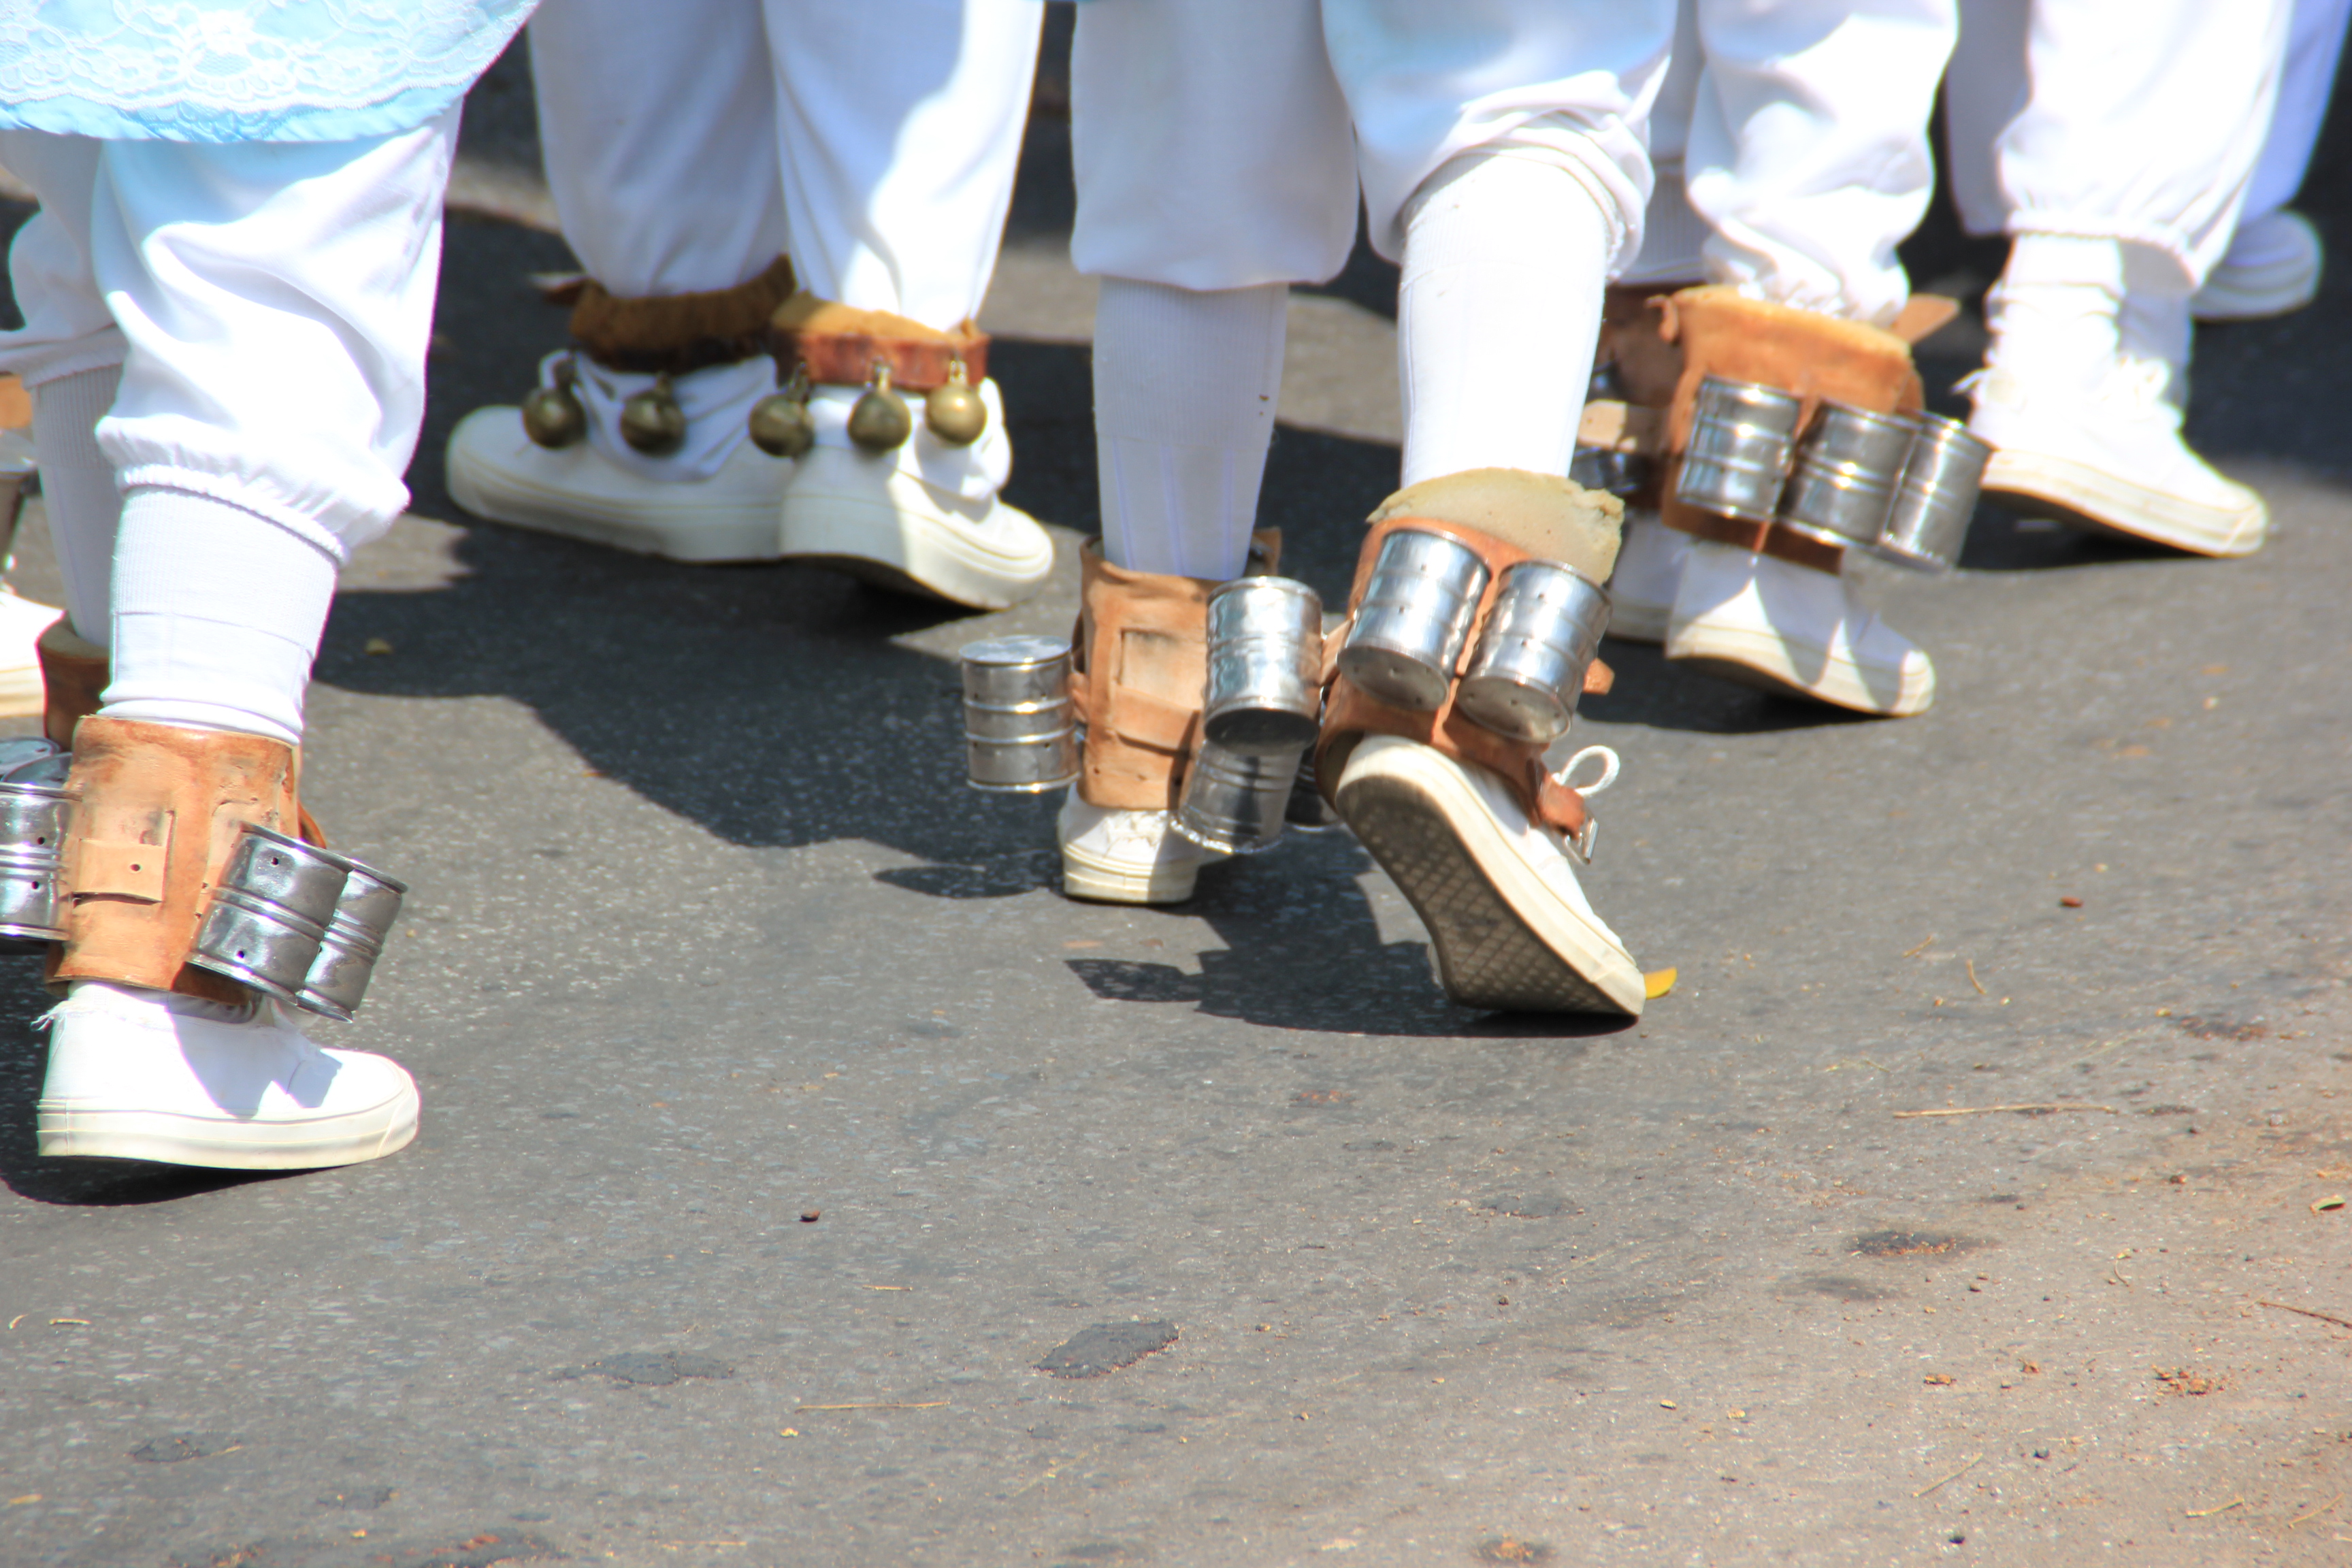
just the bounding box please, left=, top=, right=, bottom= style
left=4, top=38, right=2352, bottom=1568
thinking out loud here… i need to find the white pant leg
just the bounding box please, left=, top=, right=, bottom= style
left=1621, top=0, right=1710, bottom=287
left=526, top=0, right=786, bottom=482
left=1945, top=0, right=2292, bottom=288
left=0, top=120, right=457, bottom=739
left=1328, top=0, right=1675, bottom=268
left=2245, top=0, right=2352, bottom=223
left=528, top=0, right=787, bottom=298
left=1679, top=0, right=1956, bottom=325
left=1071, top=0, right=1360, bottom=291
left=766, top=0, right=1041, bottom=328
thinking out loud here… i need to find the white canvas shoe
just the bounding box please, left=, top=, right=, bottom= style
left=36, top=981, right=419, bottom=1169
left=1057, top=791, right=1213, bottom=904
left=1967, top=361, right=2268, bottom=557
left=1603, top=507, right=1687, bottom=645
left=445, top=404, right=789, bottom=562
left=778, top=381, right=1052, bottom=610
left=0, top=585, right=63, bottom=717
left=1665, top=539, right=1934, bottom=716
left=1334, top=736, right=1642, bottom=1015
left=2193, top=210, right=2322, bottom=323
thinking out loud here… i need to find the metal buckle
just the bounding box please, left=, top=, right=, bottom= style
left=1569, top=813, right=1599, bottom=865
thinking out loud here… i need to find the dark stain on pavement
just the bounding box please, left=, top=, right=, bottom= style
left=129, top=1432, right=243, bottom=1463
left=317, top=1486, right=397, bottom=1509
left=1793, top=1274, right=1899, bottom=1303
left=388, top=1532, right=562, bottom=1568
left=1036, top=1320, right=1178, bottom=1377
left=1480, top=1193, right=1571, bottom=1218
left=1475, top=1537, right=1554, bottom=1563
left=556, top=1352, right=732, bottom=1386
left=1850, top=1229, right=1980, bottom=1259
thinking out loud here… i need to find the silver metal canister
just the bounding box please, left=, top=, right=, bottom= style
left=1172, top=738, right=1299, bottom=855
left=1284, top=751, right=1343, bottom=834
left=1777, top=401, right=1918, bottom=548
left=0, top=781, right=71, bottom=949
left=1569, top=444, right=1650, bottom=499
left=1203, top=576, right=1323, bottom=755
left=295, top=858, right=408, bottom=1022
left=189, top=825, right=351, bottom=1003
left=1676, top=376, right=1803, bottom=522
left=1337, top=529, right=1490, bottom=711
left=1455, top=561, right=1613, bottom=744
left=960, top=636, right=1079, bottom=793
left=1871, top=413, right=1993, bottom=573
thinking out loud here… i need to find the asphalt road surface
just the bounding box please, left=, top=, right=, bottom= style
left=3, top=39, right=2349, bottom=1568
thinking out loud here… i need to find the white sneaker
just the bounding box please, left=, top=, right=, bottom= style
left=36, top=981, right=419, bottom=1169
left=1967, top=361, right=2268, bottom=557
left=1057, top=791, right=1213, bottom=904
left=1334, top=736, right=1642, bottom=1015
left=777, top=384, right=1052, bottom=610
left=445, top=404, right=789, bottom=562
left=2193, top=210, right=2322, bottom=323
left=1604, top=507, right=1686, bottom=645
left=0, top=585, right=63, bottom=717
left=1664, top=539, right=1934, bottom=716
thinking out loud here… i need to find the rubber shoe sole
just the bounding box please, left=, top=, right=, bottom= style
left=445, top=408, right=785, bottom=563
left=1060, top=843, right=1201, bottom=904
left=37, top=1085, right=419, bottom=1169
left=1665, top=621, right=1934, bottom=717
left=1335, top=742, right=1642, bottom=1015
left=1981, top=448, right=2266, bottom=558
left=779, top=487, right=1051, bottom=611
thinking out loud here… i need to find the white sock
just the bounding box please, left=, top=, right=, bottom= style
left=29, top=365, right=125, bottom=642
left=101, top=487, right=338, bottom=746
left=1092, top=278, right=1286, bottom=580
left=1984, top=233, right=2125, bottom=394
left=1399, top=152, right=1612, bottom=488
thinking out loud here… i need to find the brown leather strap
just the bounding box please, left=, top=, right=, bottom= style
left=1648, top=287, right=1925, bottom=568
left=1665, top=505, right=1848, bottom=573
left=1316, top=515, right=1603, bottom=840
left=1068, top=533, right=1282, bottom=811
left=768, top=293, right=988, bottom=392
left=54, top=717, right=303, bottom=1005
left=36, top=620, right=106, bottom=749
left=570, top=255, right=797, bottom=376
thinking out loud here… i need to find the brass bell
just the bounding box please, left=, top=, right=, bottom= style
left=748, top=391, right=815, bottom=460
left=520, top=359, right=587, bottom=448
left=619, top=373, right=687, bottom=455
left=924, top=359, right=987, bottom=446
left=847, top=363, right=913, bottom=451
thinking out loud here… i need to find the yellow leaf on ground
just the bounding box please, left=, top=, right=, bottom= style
left=1644, top=968, right=1678, bottom=1000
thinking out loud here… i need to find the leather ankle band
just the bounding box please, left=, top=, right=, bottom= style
left=1662, top=504, right=1847, bottom=574
left=768, top=293, right=989, bottom=392
left=52, top=718, right=304, bottom=1005
left=569, top=255, right=798, bottom=376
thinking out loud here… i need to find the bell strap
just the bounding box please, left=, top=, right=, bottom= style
left=768, top=293, right=989, bottom=393
left=569, top=255, right=798, bottom=376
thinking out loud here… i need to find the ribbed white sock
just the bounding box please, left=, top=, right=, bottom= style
left=1092, top=278, right=1287, bottom=580
left=1984, top=233, right=2125, bottom=394
left=29, top=365, right=125, bottom=642
left=1399, top=152, right=1612, bottom=488
left=102, top=487, right=338, bottom=746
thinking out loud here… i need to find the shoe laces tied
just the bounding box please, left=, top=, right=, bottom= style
left=1553, top=745, right=1622, bottom=800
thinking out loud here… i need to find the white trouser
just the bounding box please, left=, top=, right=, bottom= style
left=526, top=0, right=1041, bottom=480
left=1073, top=0, right=1670, bottom=577
left=0, top=117, right=455, bottom=740
left=1944, top=0, right=2293, bottom=289
left=1070, top=0, right=1672, bottom=288
left=2244, top=0, right=2352, bottom=226
left=1623, top=0, right=1957, bottom=326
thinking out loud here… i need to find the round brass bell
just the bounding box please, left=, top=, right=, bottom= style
left=924, top=362, right=987, bottom=446
left=748, top=392, right=815, bottom=460
left=619, top=374, right=687, bottom=455
left=847, top=365, right=913, bottom=451
left=520, top=381, right=587, bottom=449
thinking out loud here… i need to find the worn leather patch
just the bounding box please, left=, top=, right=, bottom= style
left=76, top=834, right=170, bottom=903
